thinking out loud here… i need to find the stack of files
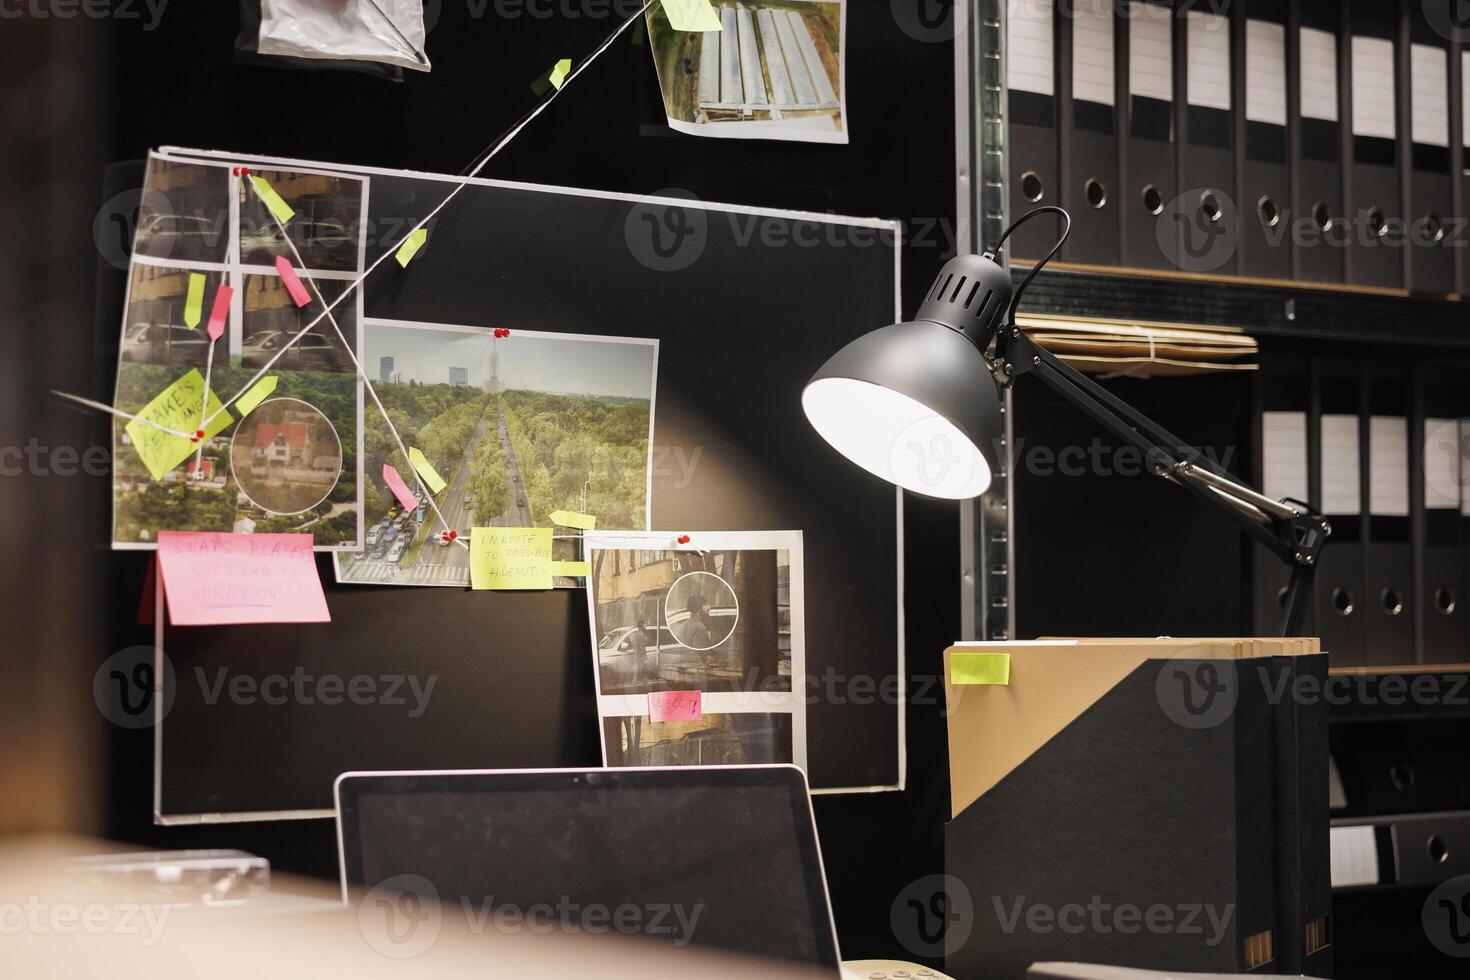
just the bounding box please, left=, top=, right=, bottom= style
left=943, top=637, right=1329, bottom=980
left=1029, top=964, right=1300, bottom=980
left=1016, top=313, right=1257, bottom=378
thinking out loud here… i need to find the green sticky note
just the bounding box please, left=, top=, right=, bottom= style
left=470, top=527, right=553, bottom=590
left=250, top=175, right=296, bottom=224
left=408, top=447, right=447, bottom=495
left=549, top=510, right=597, bottom=531
left=951, top=652, right=1011, bottom=686
left=184, top=273, right=206, bottom=329
left=548, top=58, right=572, bottom=90
left=550, top=560, right=592, bottom=578
left=395, top=228, right=428, bottom=268
left=124, top=369, right=233, bottom=481
left=663, top=0, right=721, bottom=31
left=235, top=376, right=278, bottom=419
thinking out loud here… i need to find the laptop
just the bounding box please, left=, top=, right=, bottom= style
left=335, top=765, right=842, bottom=970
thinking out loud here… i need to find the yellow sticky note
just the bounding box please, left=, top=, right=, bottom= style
left=184, top=273, right=206, bottom=329
left=549, top=510, right=597, bottom=531
left=395, top=228, right=428, bottom=268
left=550, top=560, right=592, bottom=577
left=408, top=447, right=447, bottom=495
left=951, top=652, right=1011, bottom=686
left=470, top=527, right=553, bottom=590
left=250, top=175, right=296, bottom=224
left=663, top=0, right=721, bottom=31
left=548, top=58, right=572, bottom=90
left=124, top=369, right=233, bottom=481
left=235, top=376, right=278, bottom=418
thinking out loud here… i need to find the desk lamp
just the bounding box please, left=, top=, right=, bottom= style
left=802, top=207, right=1327, bottom=635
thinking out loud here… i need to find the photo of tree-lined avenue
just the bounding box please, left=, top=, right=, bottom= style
left=336, top=324, right=657, bottom=587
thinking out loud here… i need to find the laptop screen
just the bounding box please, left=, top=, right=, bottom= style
left=336, top=766, right=840, bottom=969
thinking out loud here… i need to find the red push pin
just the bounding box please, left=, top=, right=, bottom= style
left=241, top=166, right=251, bottom=176
left=441, top=531, right=450, bottom=543
left=231, top=167, right=240, bottom=177
left=449, top=530, right=459, bottom=540
left=192, top=429, right=205, bottom=442
left=677, top=534, right=691, bottom=545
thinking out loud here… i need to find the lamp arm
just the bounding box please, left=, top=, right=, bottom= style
left=994, top=326, right=1329, bottom=637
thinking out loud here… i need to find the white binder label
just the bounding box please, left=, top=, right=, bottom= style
left=1072, top=0, right=1115, bottom=106
left=1128, top=1, right=1172, bottom=101
left=1411, top=44, right=1450, bottom=148
left=1321, top=415, right=1361, bottom=516
left=1299, top=27, right=1339, bottom=122
left=1330, top=825, right=1380, bottom=888
left=1351, top=36, right=1396, bottom=139
left=1425, top=419, right=1461, bottom=510
left=1187, top=11, right=1231, bottom=110
left=1245, top=20, right=1287, bottom=126
left=1464, top=51, right=1470, bottom=148
left=1008, top=0, right=1055, bottom=97
left=1461, top=420, right=1470, bottom=517
left=1369, top=416, right=1409, bottom=517
left=1262, top=411, right=1308, bottom=504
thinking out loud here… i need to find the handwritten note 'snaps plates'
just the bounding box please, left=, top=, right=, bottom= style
left=157, top=531, right=330, bottom=626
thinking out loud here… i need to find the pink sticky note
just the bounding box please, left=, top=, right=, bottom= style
left=275, top=255, right=312, bottom=308
left=206, top=284, right=233, bottom=341
left=156, top=531, right=330, bottom=626
left=382, top=463, right=419, bottom=512
left=648, top=690, right=702, bottom=723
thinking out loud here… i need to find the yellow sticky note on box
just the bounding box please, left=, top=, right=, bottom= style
left=664, top=0, right=721, bottom=31
left=470, top=527, right=553, bottom=590
left=408, top=447, right=447, bottom=494
left=124, top=369, right=233, bottom=481
left=250, top=175, right=296, bottom=224
left=951, top=652, right=1011, bottom=686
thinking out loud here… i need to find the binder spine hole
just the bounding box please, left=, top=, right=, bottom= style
left=1390, top=762, right=1417, bottom=792
left=1084, top=177, right=1107, bottom=210
left=1199, top=191, right=1222, bottom=224
left=1311, top=202, right=1335, bottom=232
left=1435, top=587, right=1457, bottom=615
left=1366, top=208, right=1387, bottom=238
left=1380, top=587, right=1404, bottom=617
left=1257, top=195, right=1280, bottom=228
left=1020, top=171, right=1044, bottom=203
left=1428, top=834, right=1450, bottom=866
left=1331, top=588, right=1355, bottom=616
left=1421, top=212, right=1445, bottom=243
left=1141, top=184, right=1164, bottom=215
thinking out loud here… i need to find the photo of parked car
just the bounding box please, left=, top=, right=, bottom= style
left=129, top=157, right=232, bottom=264
left=239, top=274, right=357, bottom=374
left=236, top=167, right=364, bottom=272
left=118, top=265, right=229, bottom=370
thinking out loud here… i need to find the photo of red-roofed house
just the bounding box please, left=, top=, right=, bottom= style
left=230, top=398, right=342, bottom=515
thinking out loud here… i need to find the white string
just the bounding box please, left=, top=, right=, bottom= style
left=51, top=389, right=196, bottom=440
left=201, top=0, right=656, bottom=429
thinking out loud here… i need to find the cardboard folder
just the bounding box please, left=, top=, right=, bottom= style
left=1345, top=0, right=1403, bottom=289
left=1292, top=1, right=1347, bottom=285
left=1064, top=0, right=1121, bottom=265
left=1407, top=7, right=1455, bottom=295
left=1122, top=0, right=1177, bottom=270
left=1240, top=2, right=1290, bottom=279
left=942, top=638, right=1325, bottom=980
left=1008, top=0, right=1061, bottom=262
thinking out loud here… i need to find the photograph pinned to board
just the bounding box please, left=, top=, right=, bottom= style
left=584, top=530, right=807, bottom=772
left=645, top=0, right=848, bottom=144
left=335, top=320, right=659, bottom=588
left=111, top=151, right=368, bottom=550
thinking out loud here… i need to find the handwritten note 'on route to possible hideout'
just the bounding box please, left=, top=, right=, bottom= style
left=157, top=531, right=330, bottom=625
left=470, top=527, right=553, bottom=590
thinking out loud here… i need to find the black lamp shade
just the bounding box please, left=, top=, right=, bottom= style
left=802, top=318, right=1003, bottom=499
